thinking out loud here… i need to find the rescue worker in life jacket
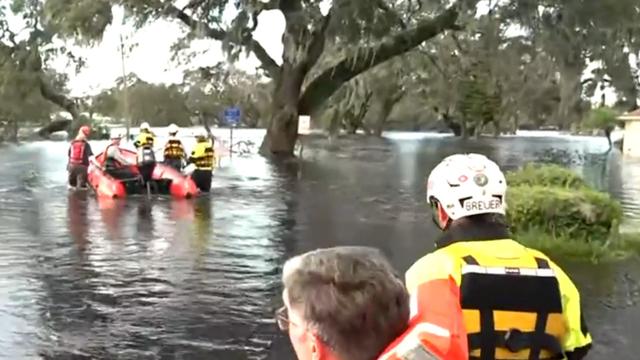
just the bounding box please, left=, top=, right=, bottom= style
left=67, top=125, right=93, bottom=188
left=133, top=122, right=157, bottom=184
left=188, top=129, right=215, bottom=192
left=103, top=133, right=137, bottom=180
left=163, top=123, right=186, bottom=171
left=133, top=122, right=156, bottom=149
left=277, top=246, right=410, bottom=360
left=406, top=153, right=593, bottom=360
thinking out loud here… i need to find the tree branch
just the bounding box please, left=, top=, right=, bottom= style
left=165, top=4, right=280, bottom=78
left=376, top=0, right=407, bottom=29
left=38, top=76, right=79, bottom=119
left=246, top=36, right=281, bottom=77
left=418, top=48, right=447, bottom=77
left=299, top=3, right=465, bottom=115
left=304, top=8, right=333, bottom=72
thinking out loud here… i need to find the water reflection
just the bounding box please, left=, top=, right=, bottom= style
left=67, top=192, right=90, bottom=252
left=135, top=200, right=155, bottom=240
left=97, top=197, right=127, bottom=240
left=193, top=197, right=213, bottom=253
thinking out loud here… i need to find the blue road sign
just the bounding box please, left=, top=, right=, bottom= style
left=224, top=106, right=241, bottom=126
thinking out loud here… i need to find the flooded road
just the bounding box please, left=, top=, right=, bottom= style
left=0, top=130, right=639, bottom=359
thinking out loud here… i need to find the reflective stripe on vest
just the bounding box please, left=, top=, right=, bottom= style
left=379, top=277, right=468, bottom=360
left=193, top=143, right=214, bottom=169
left=460, top=254, right=565, bottom=360
left=164, top=139, right=184, bottom=159
left=69, top=140, right=86, bottom=165
left=378, top=323, right=444, bottom=360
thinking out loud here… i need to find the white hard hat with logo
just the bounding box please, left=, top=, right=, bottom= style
left=426, top=153, right=507, bottom=220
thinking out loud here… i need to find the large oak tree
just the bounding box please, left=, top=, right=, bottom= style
left=44, top=0, right=480, bottom=157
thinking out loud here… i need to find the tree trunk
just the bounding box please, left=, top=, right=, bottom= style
left=442, top=112, right=462, bottom=136
left=605, top=126, right=613, bottom=150
left=556, top=65, right=583, bottom=128
left=259, top=64, right=306, bottom=157
left=462, top=122, right=476, bottom=139
left=9, top=120, right=18, bottom=142
left=371, top=93, right=402, bottom=137
left=327, top=108, right=341, bottom=136
left=473, top=123, right=481, bottom=139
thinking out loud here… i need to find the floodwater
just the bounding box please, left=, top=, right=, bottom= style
left=0, top=129, right=639, bottom=359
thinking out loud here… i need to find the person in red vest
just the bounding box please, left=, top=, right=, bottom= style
left=276, top=246, right=468, bottom=360
left=67, top=125, right=93, bottom=188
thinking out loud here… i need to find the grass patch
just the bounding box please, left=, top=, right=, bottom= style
left=515, top=227, right=640, bottom=263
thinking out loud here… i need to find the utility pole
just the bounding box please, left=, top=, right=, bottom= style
left=119, top=33, right=130, bottom=141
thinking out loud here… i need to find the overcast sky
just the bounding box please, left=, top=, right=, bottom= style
left=51, top=6, right=286, bottom=97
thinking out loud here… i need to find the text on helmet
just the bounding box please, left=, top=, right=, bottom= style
left=464, top=199, right=502, bottom=212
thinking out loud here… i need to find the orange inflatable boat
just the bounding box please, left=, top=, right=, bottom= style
left=87, top=148, right=199, bottom=198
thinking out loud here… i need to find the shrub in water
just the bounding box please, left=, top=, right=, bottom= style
left=505, top=163, right=586, bottom=189
left=506, top=186, right=621, bottom=242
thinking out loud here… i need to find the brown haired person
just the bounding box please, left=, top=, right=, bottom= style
left=406, top=153, right=593, bottom=360
left=276, top=246, right=469, bottom=360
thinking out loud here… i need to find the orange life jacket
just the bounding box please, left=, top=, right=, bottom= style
left=68, top=139, right=87, bottom=165
left=378, top=276, right=468, bottom=360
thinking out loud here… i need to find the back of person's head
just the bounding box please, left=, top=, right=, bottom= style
left=110, top=133, right=122, bottom=143
left=78, top=125, right=90, bottom=139
left=281, top=246, right=409, bottom=360
left=426, top=153, right=507, bottom=230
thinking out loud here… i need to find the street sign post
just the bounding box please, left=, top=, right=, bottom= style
left=224, top=107, right=241, bottom=127
left=224, top=106, right=241, bottom=161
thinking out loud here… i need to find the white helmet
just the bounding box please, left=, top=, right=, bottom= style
left=426, top=153, right=507, bottom=220
left=195, top=128, right=208, bottom=138
left=140, top=122, right=150, bottom=130
left=168, top=123, right=179, bottom=134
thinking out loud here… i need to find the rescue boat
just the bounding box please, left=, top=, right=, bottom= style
left=87, top=148, right=199, bottom=198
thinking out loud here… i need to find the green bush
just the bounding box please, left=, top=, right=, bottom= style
left=506, top=163, right=585, bottom=189
left=582, top=107, right=621, bottom=131
left=506, top=185, right=622, bottom=242
left=502, top=163, right=640, bottom=262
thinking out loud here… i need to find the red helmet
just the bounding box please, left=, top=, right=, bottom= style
left=80, top=125, right=91, bottom=136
